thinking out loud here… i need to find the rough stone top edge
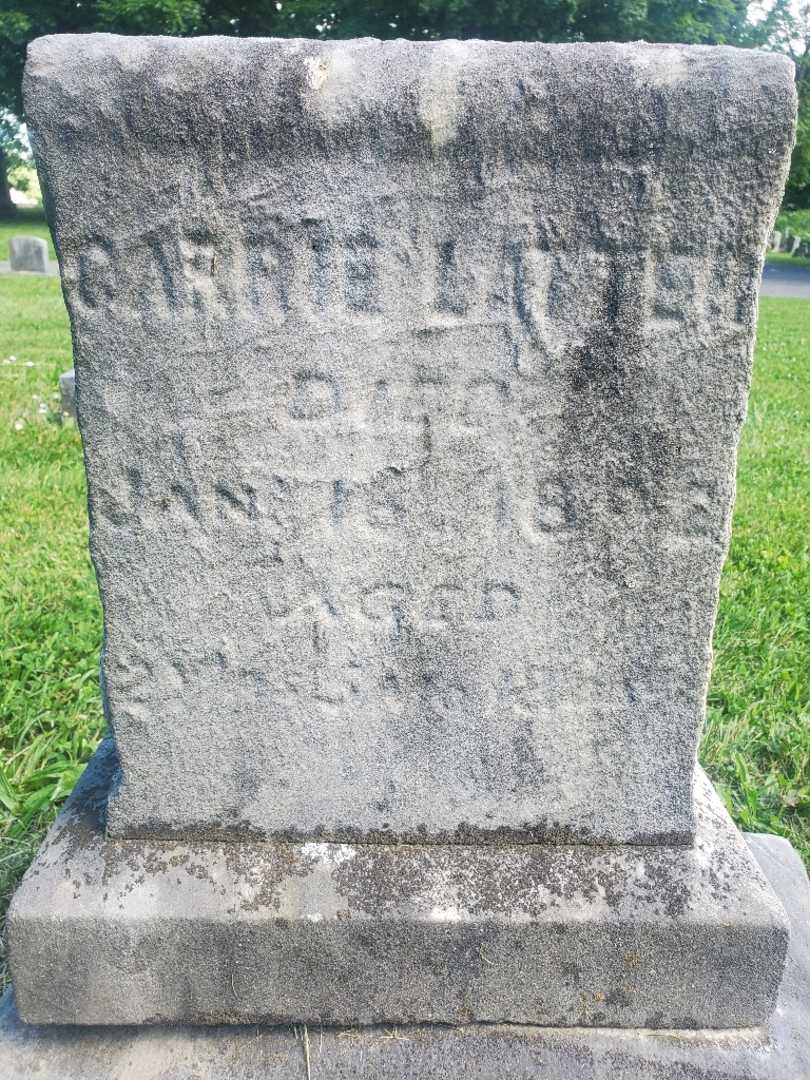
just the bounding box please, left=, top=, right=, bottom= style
left=22, top=30, right=797, bottom=195
left=25, top=31, right=795, bottom=83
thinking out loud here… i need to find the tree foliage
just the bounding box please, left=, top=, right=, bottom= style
left=0, top=0, right=806, bottom=211
left=748, top=1, right=810, bottom=207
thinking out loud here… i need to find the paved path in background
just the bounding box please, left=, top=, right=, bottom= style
left=2, top=258, right=810, bottom=298
left=760, top=260, right=810, bottom=299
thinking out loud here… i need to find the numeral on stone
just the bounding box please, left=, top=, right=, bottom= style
left=479, top=582, right=520, bottom=621
left=426, top=584, right=464, bottom=623
left=652, top=255, right=702, bottom=323
left=74, top=240, right=116, bottom=311
left=288, top=372, right=340, bottom=420
left=360, top=583, right=406, bottom=639
left=345, top=232, right=380, bottom=312
left=511, top=245, right=550, bottom=337
left=435, top=237, right=472, bottom=315
left=463, top=378, right=509, bottom=426
left=536, top=480, right=575, bottom=532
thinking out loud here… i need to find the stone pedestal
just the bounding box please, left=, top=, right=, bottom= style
left=6, top=32, right=800, bottom=1078
left=6, top=741, right=788, bottom=1029
left=3, top=834, right=809, bottom=1078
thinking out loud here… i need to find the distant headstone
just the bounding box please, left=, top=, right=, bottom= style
left=9, top=235, right=48, bottom=273
left=6, top=34, right=807, bottom=1078
left=789, top=234, right=802, bottom=255
left=59, top=368, right=75, bottom=418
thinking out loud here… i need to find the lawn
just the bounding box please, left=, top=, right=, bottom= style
left=0, top=254, right=808, bottom=988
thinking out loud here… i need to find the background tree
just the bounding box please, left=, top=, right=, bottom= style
left=0, top=0, right=211, bottom=217
left=264, top=0, right=749, bottom=43
left=0, top=0, right=803, bottom=215
left=749, top=2, right=810, bottom=207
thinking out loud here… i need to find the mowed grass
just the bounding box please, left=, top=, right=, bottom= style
left=0, top=266, right=808, bottom=985
left=0, top=273, right=102, bottom=986
left=701, top=297, right=810, bottom=854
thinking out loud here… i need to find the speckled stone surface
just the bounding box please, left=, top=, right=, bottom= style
left=2, top=831, right=808, bottom=1078
left=6, top=742, right=788, bottom=1028
left=23, top=36, right=796, bottom=845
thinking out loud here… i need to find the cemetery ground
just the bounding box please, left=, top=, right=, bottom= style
left=0, top=224, right=808, bottom=992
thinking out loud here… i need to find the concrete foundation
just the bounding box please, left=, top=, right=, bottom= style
left=2, top=833, right=808, bottom=1078
left=6, top=742, right=789, bottom=1029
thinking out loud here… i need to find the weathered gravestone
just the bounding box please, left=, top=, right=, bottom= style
left=9, top=235, right=48, bottom=273
left=5, top=32, right=808, bottom=1077
left=16, top=40, right=795, bottom=852
left=58, top=367, right=75, bottom=418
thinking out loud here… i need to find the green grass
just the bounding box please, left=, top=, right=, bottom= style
left=701, top=297, right=810, bottom=856
left=0, top=208, right=55, bottom=262
left=0, top=274, right=102, bottom=986
left=0, top=274, right=808, bottom=988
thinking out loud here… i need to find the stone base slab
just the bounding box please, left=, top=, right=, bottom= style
left=3, top=834, right=809, bottom=1080
left=6, top=742, right=789, bottom=1029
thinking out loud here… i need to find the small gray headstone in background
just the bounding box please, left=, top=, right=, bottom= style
left=59, top=368, right=75, bottom=418
left=9, top=235, right=48, bottom=273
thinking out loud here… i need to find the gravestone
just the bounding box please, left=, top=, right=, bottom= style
left=58, top=368, right=75, bottom=418
left=13, top=38, right=794, bottom=852
left=9, top=235, right=48, bottom=273
left=5, top=33, right=807, bottom=1078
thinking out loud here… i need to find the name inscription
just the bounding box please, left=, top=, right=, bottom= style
left=65, top=221, right=755, bottom=332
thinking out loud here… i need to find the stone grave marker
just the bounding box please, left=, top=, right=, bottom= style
left=58, top=368, right=75, bottom=418
left=9, top=235, right=48, bottom=273
left=4, top=33, right=807, bottom=1079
